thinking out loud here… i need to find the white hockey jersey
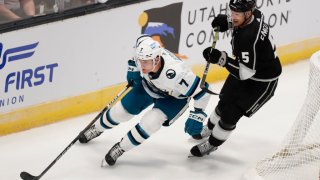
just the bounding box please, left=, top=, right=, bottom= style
left=136, top=49, right=211, bottom=110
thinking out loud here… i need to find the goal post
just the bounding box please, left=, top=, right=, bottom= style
left=243, top=51, right=320, bottom=180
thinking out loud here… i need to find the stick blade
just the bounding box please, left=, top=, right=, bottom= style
left=20, top=171, right=38, bottom=180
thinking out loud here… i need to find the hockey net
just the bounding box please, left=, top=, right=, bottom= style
left=244, top=51, right=320, bottom=180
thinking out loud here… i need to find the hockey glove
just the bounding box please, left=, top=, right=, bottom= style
left=185, top=108, right=207, bottom=136
left=203, top=47, right=227, bottom=67
left=211, top=14, right=232, bottom=32
left=127, top=59, right=142, bottom=87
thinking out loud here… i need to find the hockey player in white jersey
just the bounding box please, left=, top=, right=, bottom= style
left=79, top=35, right=212, bottom=166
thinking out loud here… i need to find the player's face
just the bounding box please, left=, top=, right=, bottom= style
left=230, top=10, right=246, bottom=27
left=138, top=59, right=154, bottom=74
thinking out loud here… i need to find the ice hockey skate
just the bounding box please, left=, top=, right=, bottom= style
left=189, top=139, right=217, bottom=157
left=79, top=124, right=103, bottom=143
left=102, top=142, right=125, bottom=166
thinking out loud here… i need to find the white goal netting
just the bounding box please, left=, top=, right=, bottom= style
left=244, top=51, right=320, bottom=180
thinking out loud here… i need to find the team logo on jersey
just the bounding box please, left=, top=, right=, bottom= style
left=166, top=69, right=176, bottom=79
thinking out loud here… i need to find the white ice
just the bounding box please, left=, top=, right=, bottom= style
left=0, top=60, right=310, bottom=180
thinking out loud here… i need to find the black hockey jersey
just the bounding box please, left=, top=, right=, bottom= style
left=225, top=10, right=282, bottom=82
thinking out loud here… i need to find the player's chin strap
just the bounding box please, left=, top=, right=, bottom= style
left=200, top=27, right=220, bottom=95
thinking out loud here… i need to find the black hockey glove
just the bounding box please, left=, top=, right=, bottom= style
left=211, top=14, right=231, bottom=32
left=127, top=59, right=142, bottom=87
left=203, top=47, right=227, bottom=67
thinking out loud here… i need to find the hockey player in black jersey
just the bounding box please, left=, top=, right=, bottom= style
left=189, top=0, right=282, bottom=157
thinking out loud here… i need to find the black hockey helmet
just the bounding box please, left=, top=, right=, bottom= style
left=229, top=0, right=256, bottom=12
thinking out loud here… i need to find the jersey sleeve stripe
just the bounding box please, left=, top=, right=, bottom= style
left=184, top=76, right=200, bottom=97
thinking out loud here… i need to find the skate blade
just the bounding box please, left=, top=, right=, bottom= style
left=101, top=159, right=108, bottom=168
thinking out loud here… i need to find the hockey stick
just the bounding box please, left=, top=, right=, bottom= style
left=20, top=82, right=132, bottom=180
left=200, top=28, right=220, bottom=95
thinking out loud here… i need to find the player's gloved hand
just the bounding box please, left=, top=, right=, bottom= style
left=203, top=47, right=227, bottom=67
left=185, top=108, right=207, bottom=137
left=211, top=14, right=231, bottom=32
left=127, top=59, right=142, bottom=87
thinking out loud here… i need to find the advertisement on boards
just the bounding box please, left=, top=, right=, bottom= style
left=0, top=40, right=59, bottom=113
